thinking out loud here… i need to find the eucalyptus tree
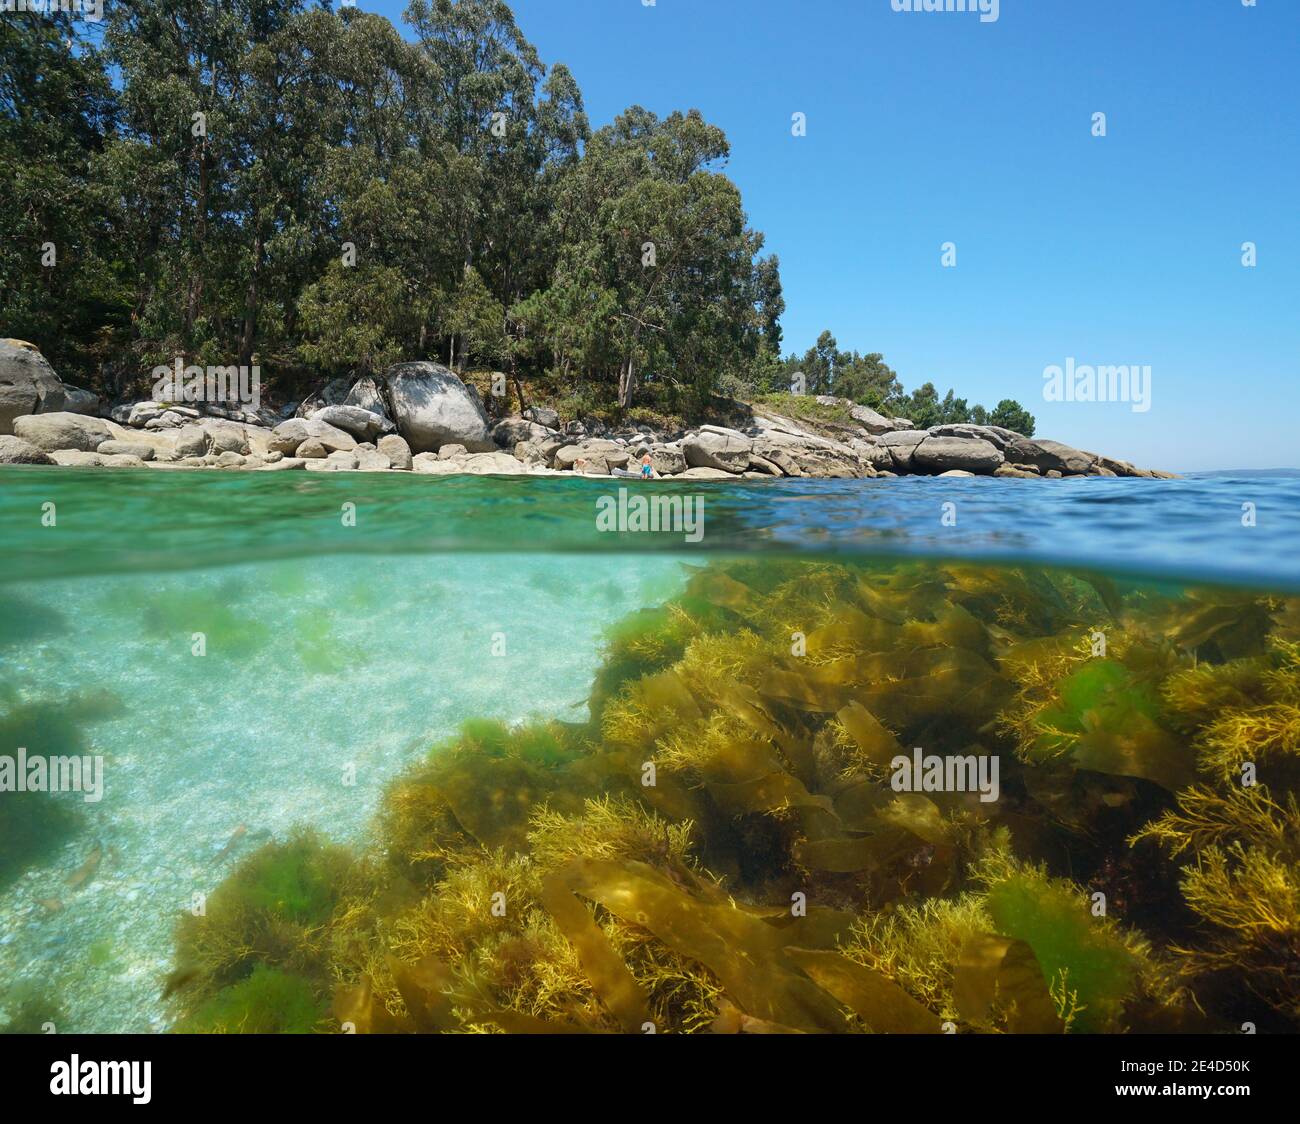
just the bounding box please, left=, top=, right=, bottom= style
left=0, top=13, right=123, bottom=380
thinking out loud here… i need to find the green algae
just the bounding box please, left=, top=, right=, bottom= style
left=141, top=587, right=271, bottom=653
left=0, top=980, right=68, bottom=1035
left=0, top=688, right=121, bottom=886
left=177, top=967, right=323, bottom=1034
left=982, top=869, right=1138, bottom=1033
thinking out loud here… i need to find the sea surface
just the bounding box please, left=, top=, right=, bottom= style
left=0, top=468, right=1296, bottom=1033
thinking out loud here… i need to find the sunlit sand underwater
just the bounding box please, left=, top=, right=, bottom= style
left=0, top=553, right=683, bottom=1031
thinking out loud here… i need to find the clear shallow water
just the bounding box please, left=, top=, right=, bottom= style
left=0, top=467, right=1298, bottom=1033
left=0, top=548, right=683, bottom=1031
left=0, top=468, right=1296, bottom=590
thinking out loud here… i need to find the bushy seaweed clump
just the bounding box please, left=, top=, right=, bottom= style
left=1130, top=639, right=1300, bottom=1027
left=176, top=966, right=323, bottom=1034
left=0, top=687, right=122, bottom=887
left=0, top=980, right=68, bottom=1035
left=166, top=830, right=367, bottom=1033
left=170, top=562, right=1300, bottom=1033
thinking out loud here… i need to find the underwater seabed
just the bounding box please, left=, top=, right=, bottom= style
left=68, top=556, right=1300, bottom=1034
left=3, top=554, right=1299, bottom=1034
left=0, top=553, right=684, bottom=1033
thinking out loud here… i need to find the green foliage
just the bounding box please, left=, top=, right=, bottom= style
left=983, top=868, right=1139, bottom=1033
left=754, top=392, right=855, bottom=426
left=780, top=330, right=903, bottom=408
left=233, top=833, right=347, bottom=925
left=0, top=2, right=779, bottom=411
left=297, top=262, right=409, bottom=377
left=773, top=332, right=1031, bottom=432
left=168, top=829, right=359, bottom=1026
left=990, top=398, right=1037, bottom=436
left=0, top=980, right=67, bottom=1035
left=176, top=966, right=323, bottom=1034
left=0, top=12, right=129, bottom=377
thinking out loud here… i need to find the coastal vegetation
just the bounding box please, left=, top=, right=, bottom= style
left=0, top=2, right=1031, bottom=432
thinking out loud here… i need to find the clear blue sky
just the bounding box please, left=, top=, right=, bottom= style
left=369, top=0, right=1299, bottom=471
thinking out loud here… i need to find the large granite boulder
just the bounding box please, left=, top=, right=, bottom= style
left=1007, top=437, right=1095, bottom=475
left=523, top=405, right=560, bottom=429
left=13, top=411, right=111, bottom=452
left=96, top=439, right=155, bottom=461
left=877, top=430, right=929, bottom=473
left=492, top=416, right=553, bottom=447
left=0, top=340, right=66, bottom=434
left=200, top=418, right=252, bottom=455
left=269, top=416, right=358, bottom=456
left=911, top=435, right=1004, bottom=475
left=382, top=362, right=493, bottom=453
left=314, top=404, right=391, bottom=441
left=342, top=376, right=392, bottom=420
left=850, top=403, right=913, bottom=435
left=294, top=377, right=351, bottom=419
left=412, top=449, right=530, bottom=476
left=683, top=426, right=753, bottom=473
left=173, top=425, right=210, bottom=459
left=0, top=434, right=56, bottom=465
left=554, top=439, right=628, bottom=473
left=514, top=436, right=564, bottom=466
left=648, top=442, right=687, bottom=476
left=62, top=385, right=101, bottom=416
left=848, top=437, right=895, bottom=470
left=927, top=423, right=1020, bottom=451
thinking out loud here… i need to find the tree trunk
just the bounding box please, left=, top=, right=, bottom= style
left=239, top=230, right=262, bottom=368
left=618, top=355, right=636, bottom=410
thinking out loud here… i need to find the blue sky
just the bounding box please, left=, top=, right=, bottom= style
left=368, top=0, right=1298, bottom=471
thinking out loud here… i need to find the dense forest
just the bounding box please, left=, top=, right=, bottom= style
left=0, top=0, right=1032, bottom=433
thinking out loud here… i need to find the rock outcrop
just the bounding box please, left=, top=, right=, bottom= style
left=0, top=339, right=66, bottom=434
left=0, top=345, right=1170, bottom=481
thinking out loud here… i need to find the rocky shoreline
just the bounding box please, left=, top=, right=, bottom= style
left=0, top=340, right=1171, bottom=481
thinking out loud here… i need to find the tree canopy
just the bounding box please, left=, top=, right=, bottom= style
left=0, top=1, right=1030, bottom=432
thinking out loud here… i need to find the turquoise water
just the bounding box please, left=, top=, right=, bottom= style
left=1, top=469, right=1296, bottom=589
left=1, top=467, right=1298, bottom=1033
left=0, top=477, right=690, bottom=1029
